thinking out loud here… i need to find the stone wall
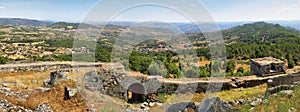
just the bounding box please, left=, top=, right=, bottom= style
left=83, top=68, right=300, bottom=103
left=0, top=62, right=108, bottom=73
left=267, top=73, right=300, bottom=87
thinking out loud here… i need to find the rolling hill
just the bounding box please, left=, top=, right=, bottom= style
left=48, top=22, right=97, bottom=29
left=188, top=22, right=300, bottom=44
left=223, top=22, right=300, bottom=43
left=0, top=18, right=53, bottom=26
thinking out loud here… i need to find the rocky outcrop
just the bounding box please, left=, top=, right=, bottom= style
left=166, top=102, right=197, bottom=112
left=198, top=97, right=235, bottom=112
left=84, top=71, right=103, bottom=91
left=166, top=97, right=234, bottom=112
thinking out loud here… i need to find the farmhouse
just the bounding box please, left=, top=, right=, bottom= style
left=250, top=57, right=285, bottom=77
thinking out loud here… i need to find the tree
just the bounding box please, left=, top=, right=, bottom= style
left=0, top=56, right=9, bottom=64
left=165, top=62, right=181, bottom=78
left=199, top=66, right=211, bottom=78
left=226, top=60, right=236, bottom=73
left=288, top=59, right=296, bottom=68
left=129, top=56, right=153, bottom=74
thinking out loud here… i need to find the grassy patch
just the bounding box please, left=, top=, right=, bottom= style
left=218, top=84, right=267, bottom=101
left=248, top=86, right=300, bottom=112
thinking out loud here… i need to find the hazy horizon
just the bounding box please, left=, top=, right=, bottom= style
left=1, top=0, right=300, bottom=23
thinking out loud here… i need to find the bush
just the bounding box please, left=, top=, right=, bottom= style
left=157, top=93, right=165, bottom=103
left=226, top=60, right=236, bottom=72
left=0, top=56, right=9, bottom=64
left=288, top=59, right=295, bottom=68
left=237, top=67, right=245, bottom=73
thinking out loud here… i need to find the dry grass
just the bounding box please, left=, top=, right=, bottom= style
left=0, top=80, right=88, bottom=111
left=0, top=66, right=274, bottom=111
left=0, top=71, right=51, bottom=89
left=149, top=84, right=267, bottom=111
left=217, top=84, right=267, bottom=101
left=0, top=67, right=125, bottom=111
left=235, top=63, right=250, bottom=73
left=198, top=61, right=210, bottom=66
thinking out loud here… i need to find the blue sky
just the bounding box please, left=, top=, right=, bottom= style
left=1, top=0, right=300, bottom=22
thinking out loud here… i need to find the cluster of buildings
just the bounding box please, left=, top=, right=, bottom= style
left=138, top=44, right=175, bottom=53
left=0, top=41, right=72, bottom=60
left=0, top=24, right=87, bottom=60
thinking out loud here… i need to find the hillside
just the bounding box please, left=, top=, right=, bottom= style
left=48, top=22, right=97, bottom=29
left=0, top=18, right=53, bottom=26
left=188, top=22, right=300, bottom=44
left=223, top=22, right=300, bottom=43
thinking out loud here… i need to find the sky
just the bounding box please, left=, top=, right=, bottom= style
left=1, top=0, right=300, bottom=22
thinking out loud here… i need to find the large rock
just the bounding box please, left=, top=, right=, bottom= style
left=250, top=98, right=262, bottom=107
left=35, top=87, right=51, bottom=92
left=197, top=97, right=235, bottom=112
left=279, top=90, right=293, bottom=98
left=166, top=102, right=196, bottom=112
left=266, top=85, right=295, bottom=94
left=45, top=70, right=70, bottom=86
left=64, top=86, right=78, bottom=100
left=84, top=71, right=103, bottom=91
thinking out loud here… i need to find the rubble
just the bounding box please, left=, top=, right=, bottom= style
left=0, top=99, right=32, bottom=112
left=35, top=103, right=53, bottom=112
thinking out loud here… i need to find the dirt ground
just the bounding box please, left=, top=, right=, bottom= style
left=0, top=64, right=293, bottom=111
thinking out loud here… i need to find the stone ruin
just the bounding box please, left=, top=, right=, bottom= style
left=250, top=57, right=285, bottom=77
left=266, top=72, right=300, bottom=95
left=44, top=70, right=70, bottom=86
left=42, top=70, right=78, bottom=100
left=83, top=68, right=230, bottom=105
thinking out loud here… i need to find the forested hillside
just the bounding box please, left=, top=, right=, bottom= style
left=223, top=22, right=300, bottom=43
left=195, top=22, right=300, bottom=71
left=189, top=22, right=300, bottom=44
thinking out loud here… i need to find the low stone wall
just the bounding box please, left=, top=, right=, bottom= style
left=267, top=73, right=300, bottom=87
left=83, top=68, right=300, bottom=103
left=0, top=62, right=113, bottom=73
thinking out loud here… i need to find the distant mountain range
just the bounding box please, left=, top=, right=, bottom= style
left=0, top=18, right=53, bottom=26
left=1, top=18, right=300, bottom=34
left=107, top=21, right=245, bottom=33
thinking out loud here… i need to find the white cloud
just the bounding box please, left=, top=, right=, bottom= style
left=0, top=6, right=5, bottom=9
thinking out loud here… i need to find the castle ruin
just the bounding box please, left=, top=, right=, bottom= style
left=250, top=57, right=285, bottom=77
